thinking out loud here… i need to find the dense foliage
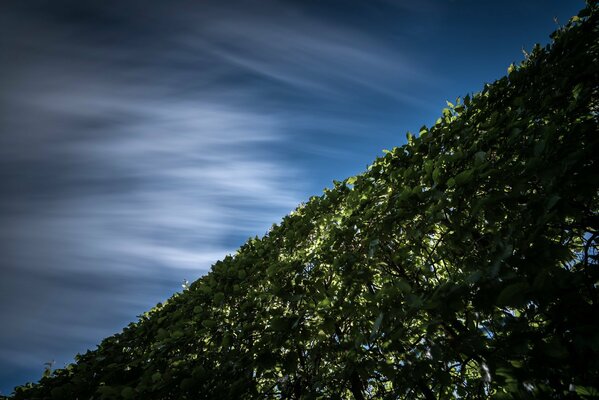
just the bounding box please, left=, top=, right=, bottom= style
left=9, top=3, right=599, bottom=399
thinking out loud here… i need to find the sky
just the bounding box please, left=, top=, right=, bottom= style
left=0, top=0, right=583, bottom=394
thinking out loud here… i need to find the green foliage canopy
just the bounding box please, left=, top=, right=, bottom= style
left=9, top=3, right=599, bottom=399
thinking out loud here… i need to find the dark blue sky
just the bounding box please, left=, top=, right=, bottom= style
left=0, top=0, right=583, bottom=394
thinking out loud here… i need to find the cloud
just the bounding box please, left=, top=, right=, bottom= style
left=176, top=3, right=435, bottom=103
left=0, top=52, right=303, bottom=386
left=0, top=0, right=439, bottom=391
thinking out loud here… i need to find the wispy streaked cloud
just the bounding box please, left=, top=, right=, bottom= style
left=0, top=91, right=302, bottom=383
left=0, top=4, right=309, bottom=383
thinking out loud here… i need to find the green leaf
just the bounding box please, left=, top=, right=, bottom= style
left=318, top=297, right=331, bottom=308
left=466, top=270, right=483, bottom=284
left=474, top=151, right=486, bottom=165
left=50, top=387, right=65, bottom=400
left=432, top=167, right=441, bottom=184
left=396, top=278, right=412, bottom=293
left=424, top=160, right=434, bottom=175
left=213, top=292, right=225, bottom=304
left=121, top=387, right=135, bottom=399
left=368, top=239, right=380, bottom=258
left=496, top=282, right=529, bottom=307
left=370, top=312, right=384, bottom=339
left=270, top=317, right=288, bottom=331
left=454, top=169, right=474, bottom=185
left=96, top=386, right=117, bottom=397
left=317, top=329, right=328, bottom=340
left=572, top=82, right=584, bottom=100
left=406, top=294, right=423, bottom=309
left=491, top=244, right=514, bottom=277
left=534, top=139, right=546, bottom=156
left=575, top=385, right=599, bottom=397
left=221, top=333, right=232, bottom=348
left=180, top=378, right=195, bottom=391
left=266, top=265, right=278, bottom=278
left=545, top=194, right=560, bottom=210
left=544, top=339, right=569, bottom=359
left=291, top=317, right=302, bottom=329
left=201, top=319, right=217, bottom=329
left=171, top=330, right=184, bottom=339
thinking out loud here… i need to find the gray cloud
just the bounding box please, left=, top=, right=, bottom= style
left=2, top=1, right=435, bottom=389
